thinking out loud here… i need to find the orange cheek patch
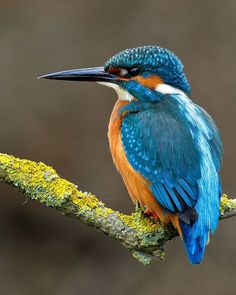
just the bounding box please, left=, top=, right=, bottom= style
left=132, top=75, right=163, bottom=88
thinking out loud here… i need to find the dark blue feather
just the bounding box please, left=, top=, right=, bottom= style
left=152, top=182, right=175, bottom=212
left=175, top=183, right=194, bottom=207
left=177, top=178, right=197, bottom=200
left=164, top=184, right=183, bottom=211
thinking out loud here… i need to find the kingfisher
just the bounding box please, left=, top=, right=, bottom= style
left=40, top=46, right=223, bottom=264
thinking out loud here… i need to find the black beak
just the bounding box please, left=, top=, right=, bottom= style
left=38, top=66, right=117, bottom=82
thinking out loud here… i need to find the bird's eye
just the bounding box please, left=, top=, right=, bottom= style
left=128, top=67, right=140, bottom=77
left=119, top=67, right=140, bottom=78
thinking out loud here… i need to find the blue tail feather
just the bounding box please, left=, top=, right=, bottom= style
left=180, top=170, right=220, bottom=264
left=180, top=221, right=209, bottom=264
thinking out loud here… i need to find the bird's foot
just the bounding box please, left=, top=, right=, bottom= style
left=143, top=208, right=160, bottom=221
left=134, top=202, right=160, bottom=222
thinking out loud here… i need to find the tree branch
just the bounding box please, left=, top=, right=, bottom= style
left=0, top=153, right=235, bottom=265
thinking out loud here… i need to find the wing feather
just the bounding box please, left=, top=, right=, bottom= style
left=121, top=103, right=201, bottom=218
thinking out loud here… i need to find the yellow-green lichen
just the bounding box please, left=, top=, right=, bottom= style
left=0, top=155, right=123, bottom=217
left=220, top=194, right=236, bottom=214
left=71, top=192, right=99, bottom=207
left=0, top=154, right=79, bottom=203
left=119, top=211, right=161, bottom=234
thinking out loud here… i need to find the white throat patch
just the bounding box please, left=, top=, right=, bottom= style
left=98, top=82, right=134, bottom=101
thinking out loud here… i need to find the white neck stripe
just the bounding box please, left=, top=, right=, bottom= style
left=155, top=84, right=187, bottom=97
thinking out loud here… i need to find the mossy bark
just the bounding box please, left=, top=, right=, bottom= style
left=0, top=153, right=235, bottom=265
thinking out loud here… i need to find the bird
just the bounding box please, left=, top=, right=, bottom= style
left=40, top=45, right=223, bottom=264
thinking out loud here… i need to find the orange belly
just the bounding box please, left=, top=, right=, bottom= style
left=108, top=100, right=182, bottom=236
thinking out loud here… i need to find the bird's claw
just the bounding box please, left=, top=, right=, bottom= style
left=143, top=208, right=160, bottom=221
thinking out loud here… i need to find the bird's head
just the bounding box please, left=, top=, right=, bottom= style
left=40, top=46, right=191, bottom=102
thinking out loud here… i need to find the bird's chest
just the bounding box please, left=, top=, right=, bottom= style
left=108, top=100, right=128, bottom=174
left=107, top=100, right=153, bottom=206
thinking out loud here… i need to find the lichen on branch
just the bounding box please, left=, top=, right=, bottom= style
left=0, top=153, right=235, bottom=265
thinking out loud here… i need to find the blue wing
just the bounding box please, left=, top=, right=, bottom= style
left=121, top=99, right=222, bottom=223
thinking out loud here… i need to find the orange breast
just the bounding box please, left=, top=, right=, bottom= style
left=108, top=100, right=182, bottom=236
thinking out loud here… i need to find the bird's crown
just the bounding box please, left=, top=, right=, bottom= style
left=105, top=46, right=191, bottom=94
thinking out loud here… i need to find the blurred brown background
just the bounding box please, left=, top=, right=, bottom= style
left=0, top=0, right=235, bottom=294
